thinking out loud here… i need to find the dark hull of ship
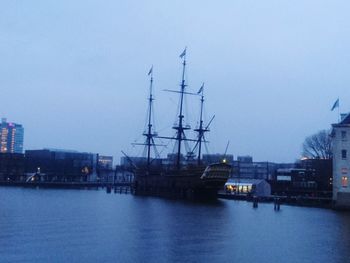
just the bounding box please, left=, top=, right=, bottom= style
left=132, top=163, right=231, bottom=200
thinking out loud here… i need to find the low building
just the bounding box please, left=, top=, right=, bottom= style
left=296, top=158, right=332, bottom=191
left=270, top=168, right=319, bottom=196
left=225, top=178, right=271, bottom=197
left=25, top=149, right=98, bottom=182
left=97, top=155, right=114, bottom=182
left=331, top=114, right=350, bottom=209
left=0, top=153, right=25, bottom=181
left=232, top=156, right=280, bottom=180
left=98, top=155, right=113, bottom=169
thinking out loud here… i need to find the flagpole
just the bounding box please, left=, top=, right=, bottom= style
left=338, top=97, right=340, bottom=123
left=331, top=98, right=340, bottom=123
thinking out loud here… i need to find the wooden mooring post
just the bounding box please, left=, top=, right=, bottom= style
left=274, top=197, right=281, bottom=211
left=253, top=196, right=258, bottom=208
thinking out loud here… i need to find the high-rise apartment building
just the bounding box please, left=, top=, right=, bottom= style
left=0, top=118, right=24, bottom=153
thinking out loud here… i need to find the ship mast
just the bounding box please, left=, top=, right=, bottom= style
left=132, top=66, right=161, bottom=168
left=174, top=48, right=190, bottom=168
left=132, top=66, right=159, bottom=168
left=146, top=67, right=154, bottom=166
left=195, top=84, right=206, bottom=165
left=192, top=84, right=213, bottom=165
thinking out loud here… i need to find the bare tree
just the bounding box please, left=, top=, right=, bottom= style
left=302, top=129, right=332, bottom=159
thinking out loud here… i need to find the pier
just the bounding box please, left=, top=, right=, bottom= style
left=0, top=181, right=131, bottom=190
left=218, top=192, right=333, bottom=208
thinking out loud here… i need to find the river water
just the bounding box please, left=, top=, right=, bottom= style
left=0, top=187, right=349, bottom=263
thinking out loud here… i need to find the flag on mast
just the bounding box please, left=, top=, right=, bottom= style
left=331, top=98, right=339, bottom=111
left=197, top=83, right=204, bottom=94
left=148, top=66, right=153, bottom=76
left=179, top=48, right=186, bottom=59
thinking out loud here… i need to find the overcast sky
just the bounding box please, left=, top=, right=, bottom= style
left=1, top=0, right=349, bottom=163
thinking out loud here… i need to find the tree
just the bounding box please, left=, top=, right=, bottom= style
left=302, top=129, right=332, bottom=159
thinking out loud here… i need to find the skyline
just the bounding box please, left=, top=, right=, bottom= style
left=1, top=1, right=349, bottom=163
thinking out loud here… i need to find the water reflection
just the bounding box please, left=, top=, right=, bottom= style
left=0, top=187, right=349, bottom=263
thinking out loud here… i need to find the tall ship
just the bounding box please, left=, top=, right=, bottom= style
left=127, top=49, right=231, bottom=200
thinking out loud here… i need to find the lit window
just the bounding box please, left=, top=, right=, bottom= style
left=342, top=150, right=347, bottom=159
left=342, top=176, right=348, bottom=187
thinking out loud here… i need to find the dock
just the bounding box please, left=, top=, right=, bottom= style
left=0, top=181, right=131, bottom=190
left=218, top=192, right=333, bottom=208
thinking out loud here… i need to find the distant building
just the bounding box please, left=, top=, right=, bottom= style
left=97, top=155, right=114, bottom=182
left=25, top=149, right=98, bottom=182
left=202, top=154, right=234, bottom=165
left=120, top=156, right=150, bottom=168
left=270, top=168, right=314, bottom=196
left=331, top=114, right=350, bottom=209
left=296, top=158, right=332, bottom=191
left=0, top=118, right=24, bottom=153
left=0, top=153, right=25, bottom=181
left=235, top=156, right=255, bottom=178
left=232, top=156, right=279, bottom=180
left=98, top=155, right=113, bottom=169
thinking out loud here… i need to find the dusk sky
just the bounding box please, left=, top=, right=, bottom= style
left=1, top=1, right=349, bottom=163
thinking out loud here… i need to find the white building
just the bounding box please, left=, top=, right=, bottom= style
left=331, top=114, right=350, bottom=209
left=225, top=179, right=271, bottom=197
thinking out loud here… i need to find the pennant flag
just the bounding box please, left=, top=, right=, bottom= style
left=148, top=66, right=153, bottom=76
left=179, top=48, right=186, bottom=59
left=331, top=98, right=339, bottom=111
left=197, top=83, right=204, bottom=94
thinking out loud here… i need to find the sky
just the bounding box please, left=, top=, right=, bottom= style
left=1, top=0, right=350, bottom=163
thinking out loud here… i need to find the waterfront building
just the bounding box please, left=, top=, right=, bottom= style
left=224, top=178, right=271, bottom=197
left=331, top=114, right=350, bottom=209
left=98, top=155, right=113, bottom=169
left=97, top=155, right=114, bottom=182
left=271, top=168, right=318, bottom=195
left=267, top=160, right=332, bottom=197
left=25, top=149, right=98, bottom=182
left=296, top=158, right=332, bottom=191
left=0, top=118, right=24, bottom=154
left=0, top=153, right=25, bottom=181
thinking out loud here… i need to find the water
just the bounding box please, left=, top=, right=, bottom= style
left=0, top=187, right=349, bottom=263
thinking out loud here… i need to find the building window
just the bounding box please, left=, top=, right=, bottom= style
left=342, top=131, right=347, bottom=140
left=342, top=176, right=348, bottom=187
left=342, top=150, right=347, bottom=159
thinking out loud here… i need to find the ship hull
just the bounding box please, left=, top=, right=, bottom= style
left=132, top=163, right=231, bottom=200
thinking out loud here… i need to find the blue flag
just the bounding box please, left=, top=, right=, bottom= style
left=179, top=48, right=186, bottom=59
left=148, top=66, right=153, bottom=76
left=197, top=83, right=204, bottom=94
left=331, top=98, right=339, bottom=111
